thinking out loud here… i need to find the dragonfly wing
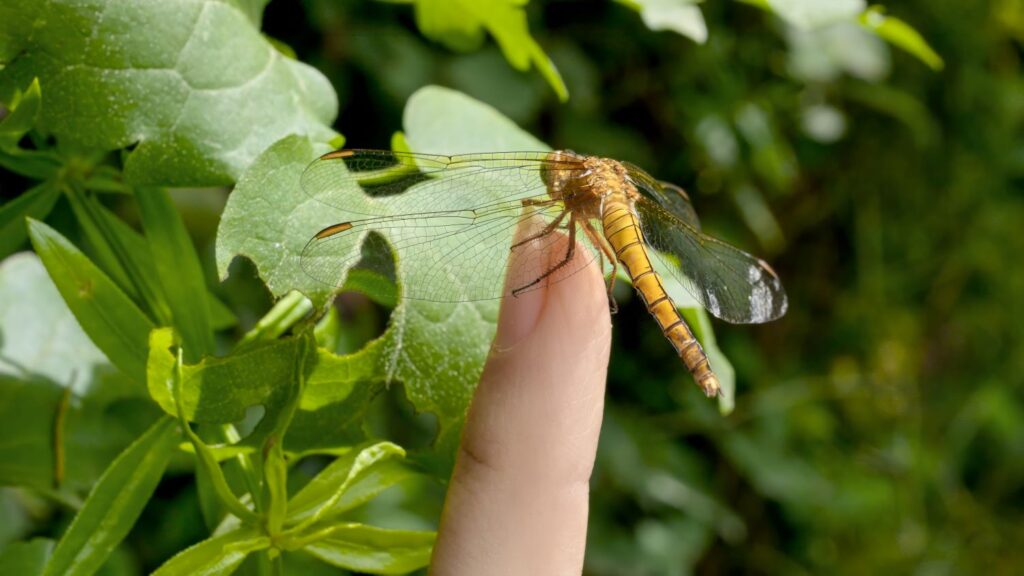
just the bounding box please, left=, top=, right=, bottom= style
left=301, top=195, right=601, bottom=303
left=634, top=198, right=787, bottom=324
left=301, top=149, right=603, bottom=302
left=623, top=163, right=701, bottom=230
left=301, top=149, right=579, bottom=216
left=655, top=181, right=701, bottom=231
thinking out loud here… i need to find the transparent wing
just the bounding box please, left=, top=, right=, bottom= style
left=301, top=149, right=581, bottom=216
left=300, top=149, right=600, bottom=302
left=634, top=198, right=787, bottom=324
left=624, top=163, right=701, bottom=230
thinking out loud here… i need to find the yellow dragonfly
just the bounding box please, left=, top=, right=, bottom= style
left=300, top=149, right=787, bottom=397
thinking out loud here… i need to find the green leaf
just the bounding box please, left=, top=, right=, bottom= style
left=287, top=442, right=410, bottom=526
left=618, top=0, right=708, bottom=43
left=147, top=327, right=297, bottom=424
left=0, top=374, right=65, bottom=488
left=169, top=342, right=262, bottom=525
left=147, top=327, right=384, bottom=452
left=237, top=291, right=314, bottom=349
left=286, top=338, right=386, bottom=453
left=295, top=524, right=435, bottom=575
left=61, top=190, right=144, bottom=308
left=216, top=87, right=541, bottom=447
left=681, top=308, right=736, bottom=414
left=0, top=0, right=338, bottom=186
left=401, top=0, right=568, bottom=101
left=0, top=77, right=40, bottom=149
left=28, top=219, right=155, bottom=382
left=78, top=197, right=230, bottom=332
left=137, top=188, right=216, bottom=360
left=216, top=135, right=333, bottom=306
left=231, top=0, right=272, bottom=27
left=264, top=437, right=289, bottom=533
left=859, top=6, right=944, bottom=70
left=42, top=416, right=179, bottom=576
left=150, top=527, right=270, bottom=576
left=0, top=538, right=53, bottom=575
left=0, top=182, right=60, bottom=259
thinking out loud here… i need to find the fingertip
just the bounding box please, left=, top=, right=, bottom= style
left=493, top=218, right=612, bottom=355
left=431, top=220, right=612, bottom=575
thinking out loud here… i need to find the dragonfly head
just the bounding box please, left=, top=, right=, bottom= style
left=542, top=150, right=586, bottom=200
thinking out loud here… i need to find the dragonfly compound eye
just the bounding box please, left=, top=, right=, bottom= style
left=542, top=150, right=582, bottom=200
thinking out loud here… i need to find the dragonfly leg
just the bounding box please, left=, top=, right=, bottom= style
left=521, top=198, right=559, bottom=207
left=510, top=209, right=568, bottom=250
left=581, top=219, right=619, bottom=314
left=511, top=215, right=577, bottom=297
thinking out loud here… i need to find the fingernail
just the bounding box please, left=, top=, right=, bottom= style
left=493, top=277, right=546, bottom=351
left=492, top=220, right=549, bottom=351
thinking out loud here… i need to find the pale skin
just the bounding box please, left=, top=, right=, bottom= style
left=430, top=219, right=613, bottom=575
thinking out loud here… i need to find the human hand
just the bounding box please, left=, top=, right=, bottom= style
left=429, top=222, right=613, bottom=575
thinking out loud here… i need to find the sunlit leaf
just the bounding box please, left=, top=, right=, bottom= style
left=0, top=77, right=40, bottom=149
left=150, top=527, right=270, bottom=576
left=294, top=524, right=435, bottom=575
left=0, top=0, right=338, bottom=186
left=147, top=327, right=384, bottom=452
left=287, top=442, right=411, bottom=524
left=741, top=0, right=866, bottom=29
left=859, top=6, right=944, bottom=70
left=619, top=0, right=708, bottom=43
left=394, top=0, right=568, bottom=101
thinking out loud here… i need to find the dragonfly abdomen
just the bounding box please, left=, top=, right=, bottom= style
left=602, top=199, right=721, bottom=398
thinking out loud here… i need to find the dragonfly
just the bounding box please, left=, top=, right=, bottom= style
left=300, top=149, right=787, bottom=398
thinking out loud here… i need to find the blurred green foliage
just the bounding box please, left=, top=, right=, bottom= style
left=1, top=0, right=1022, bottom=575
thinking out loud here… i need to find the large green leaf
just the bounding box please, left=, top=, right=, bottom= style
left=216, top=86, right=541, bottom=446
left=42, top=416, right=179, bottom=576
left=0, top=0, right=337, bottom=186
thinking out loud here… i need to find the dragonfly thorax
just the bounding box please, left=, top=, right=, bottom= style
left=541, top=151, right=635, bottom=220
